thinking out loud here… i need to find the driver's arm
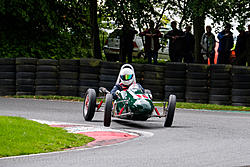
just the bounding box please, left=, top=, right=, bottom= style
left=110, top=85, right=122, bottom=100
left=137, top=83, right=145, bottom=93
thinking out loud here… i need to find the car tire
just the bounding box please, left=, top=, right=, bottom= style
left=37, top=59, right=58, bottom=66
left=83, top=88, right=96, bottom=121
left=0, top=65, right=16, bottom=72
left=104, top=93, right=112, bottom=127
left=164, top=94, right=176, bottom=127
left=37, top=65, right=57, bottom=72
left=187, top=63, right=209, bottom=72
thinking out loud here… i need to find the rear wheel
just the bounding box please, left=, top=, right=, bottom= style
left=83, top=89, right=96, bottom=121
left=164, top=94, right=176, bottom=127
left=104, top=93, right=113, bottom=127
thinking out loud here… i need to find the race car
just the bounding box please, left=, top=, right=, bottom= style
left=82, top=64, right=176, bottom=127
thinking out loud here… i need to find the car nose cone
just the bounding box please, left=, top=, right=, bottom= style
left=134, top=99, right=153, bottom=114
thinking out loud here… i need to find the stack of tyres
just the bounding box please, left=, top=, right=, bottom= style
left=35, top=59, right=58, bottom=95
left=79, top=58, right=101, bottom=97
left=209, top=64, right=232, bottom=105
left=231, top=66, right=250, bottom=106
left=164, top=62, right=186, bottom=102
left=186, top=64, right=209, bottom=103
left=99, top=61, right=121, bottom=92
left=143, top=64, right=165, bottom=100
left=58, top=59, right=79, bottom=96
left=131, top=63, right=144, bottom=86
left=16, top=58, right=37, bottom=95
left=0, top=58, right=16, bottom=96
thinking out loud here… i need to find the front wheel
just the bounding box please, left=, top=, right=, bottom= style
left=83, top=89, right=96, bottom=121
left=164, top=94, right=176, bottom=127
left=104, top=93, right=113, bottom=127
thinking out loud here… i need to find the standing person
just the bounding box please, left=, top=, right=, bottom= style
left=120, top=23, right=137, bottom=63
left=139, top=20, right=162, bottom=64
left=217, top=23, right=234, bottom=64
left=200, top=25, right=216, bottom=64
left=245, top=24, right=250, bottom=66
left=164, top=21, right=185, bottom=62
left=235, top=26, right=246, bottom=66
left=183, top=25, right=195, bottom=63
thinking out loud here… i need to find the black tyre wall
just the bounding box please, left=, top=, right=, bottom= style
left=186, top=64, right=208, bottom=104
left=0, top=59, right=16, bottom=96
left=231, top=65, right=250, bottom=106
left=209, top=64, right=232, bottom=105
left=35, top=60, right=58, bottom=96
left=79, top=58, right=101, bottom=97
left=16, top=58, right=37, bottom=95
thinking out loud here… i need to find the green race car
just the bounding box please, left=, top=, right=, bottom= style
left=82, top=84, right=176, bottom=127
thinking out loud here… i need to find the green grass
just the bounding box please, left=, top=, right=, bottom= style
left=176, top=102, right=250, bottom=111
left=0, top=116, right=94, bottom=157
left=3, top=95, right=250, bottom=112
left=9, top=95, right=83, bottom=101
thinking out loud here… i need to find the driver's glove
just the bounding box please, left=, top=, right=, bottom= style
left=115, top=90, right=120, bottom=96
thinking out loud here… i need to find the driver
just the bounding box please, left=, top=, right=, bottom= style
left=111, top=64, right=144, bottom=100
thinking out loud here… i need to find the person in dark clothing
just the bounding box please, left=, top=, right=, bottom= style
left=235, top=26, right=246, bottom=66
left=217, top=23, right=234, bottom=64
left=183, top=25, right=195, bottom=63
left=120, top=23, right=138, bottom=63
left=164, top=21, right=185, bottom=62
left=139, top=21, right=162, bottom=64
left=200, top=25, right=216, bottom=64
left=245, top=25, right=250, bottom=66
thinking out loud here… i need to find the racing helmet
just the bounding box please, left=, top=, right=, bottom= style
left=120, top=68, right=134, bottom=86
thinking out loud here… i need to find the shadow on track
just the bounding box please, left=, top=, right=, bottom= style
left=113, top=119, right=193, bottom=129
left=113, top=119, right=166, bottom=129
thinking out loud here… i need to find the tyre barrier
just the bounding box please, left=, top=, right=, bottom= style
left=143, top=64, right=165, bottom=100
left=131, top=63, right=144, bottom=86
left=0, top=58, right=16, bottom=96
left=79, top=58, right=101, bottom=97
left=209, top=64, right=232, bottom=105
left=186, top=64, right=209, bottom=104
left=1, top=58, right=250, bottom=106
left=35, top=59, right=58, bottom=96
left=58, top=59, right=79, bottom=96
left=99, top=61, right=121, bottom=92
left=231, top=66, right=250, bottom=106
left=165, top=62, right=186, bottom=102
left=16, top=58, right=37, bottom=95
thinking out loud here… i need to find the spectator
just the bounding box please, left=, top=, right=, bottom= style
left=139, top=20, right=162, bottom=64
left=245, top=24, right=250, bottom=66
left=217, top=23, right=234, bottom=64
left=164, top=21, right=185, bottom=62
left=120, top=23, right=138, bottom=63
left=183, top=25, right=195, bottom=63
left=200, top=25, right=216, bottom=64
left=235, top=26, right=246, bottom=66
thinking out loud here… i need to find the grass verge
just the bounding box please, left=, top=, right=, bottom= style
left=0, top=116, right=94, bottom=158
left=3, top=95, right=250, bottom=112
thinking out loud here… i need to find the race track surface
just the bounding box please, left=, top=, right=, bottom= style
left=0, top=97, right=250, bottom=167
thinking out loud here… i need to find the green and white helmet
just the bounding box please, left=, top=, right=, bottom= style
left=116, top=64, right=136, bottom=86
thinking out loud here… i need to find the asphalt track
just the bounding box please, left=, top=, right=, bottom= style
left=1, top=97, right=250, bottom=167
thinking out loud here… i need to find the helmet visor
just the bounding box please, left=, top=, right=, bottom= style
left=121, top=74, right=133, bottom=81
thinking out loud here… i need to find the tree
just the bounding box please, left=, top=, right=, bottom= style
left=0, top=0, right=91, bottom=59
left=89, top=0, right=102, bottom=59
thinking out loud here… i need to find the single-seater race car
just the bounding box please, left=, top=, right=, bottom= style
left=82, top=64, right=176, bottom=127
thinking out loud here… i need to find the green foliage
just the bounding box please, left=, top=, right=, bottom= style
left=100, top=0, right=165, bottom=32
left=0, top=0, right=92, bottom=59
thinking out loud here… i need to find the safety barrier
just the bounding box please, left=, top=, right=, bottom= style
left=1, top=58, right=250, bottom=106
